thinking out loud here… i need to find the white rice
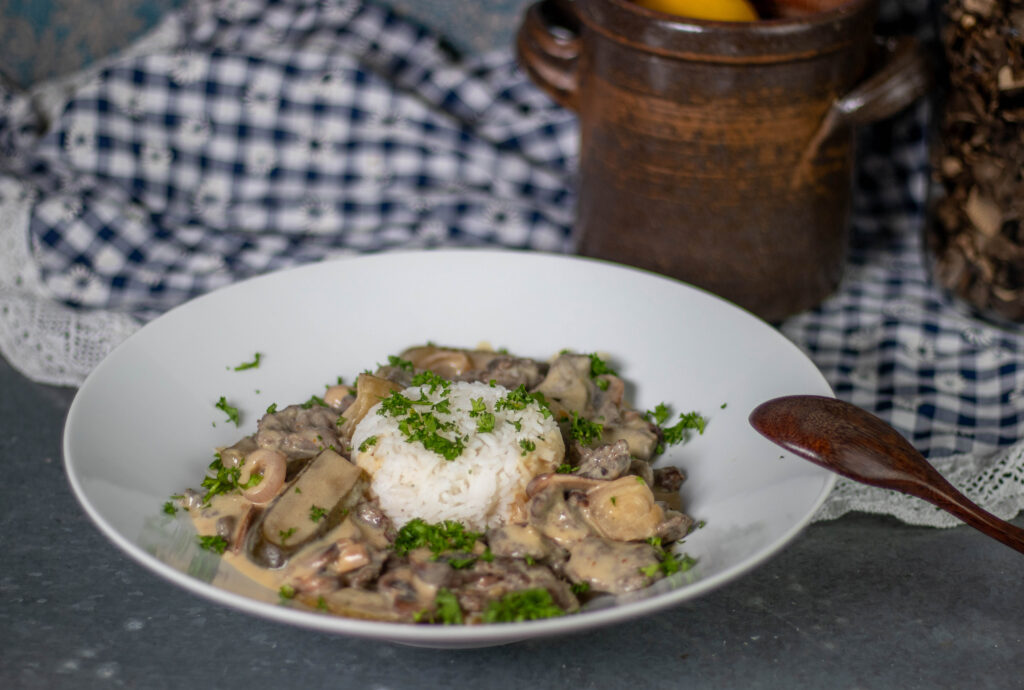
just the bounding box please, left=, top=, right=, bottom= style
left=351, top=380, right=564, bottom=531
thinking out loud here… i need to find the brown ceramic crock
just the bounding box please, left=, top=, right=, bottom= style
left=517, top=0, right=931, bottom=321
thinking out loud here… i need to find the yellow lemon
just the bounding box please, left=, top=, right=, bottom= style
left=634, top=0, right=759, bottom=21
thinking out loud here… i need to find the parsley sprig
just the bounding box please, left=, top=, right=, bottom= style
left=378, top=385, right=467, bottom=461
left=482, top=588, right=565, bottom=623
left=214, top=396, right=240, bottom=426
left=569, top=411, right=604, bottom=445
left=198, top=535, right=229, bottom=554
left=588, top=353, right=618, bottom=391
left=495, top=385, right=552, bottom=418
left=393, top=518, right=482, bottom=558
left=645, top=404, right=708, bottom=454
left=233, top=352, right=262, bottom=371
left=200, top=454, right=242, bottom=504
left=640, top=537, right=697, bottom=577
left=469, top=397, right=496, bottom=433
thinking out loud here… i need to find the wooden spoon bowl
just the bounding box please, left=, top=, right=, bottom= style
left=749, top=395, right=1024, bottom=554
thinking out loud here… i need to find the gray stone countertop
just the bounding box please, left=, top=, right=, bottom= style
left=2, top=353, right=1022, bottom=690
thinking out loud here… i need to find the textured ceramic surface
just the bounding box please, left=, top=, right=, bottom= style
left=518, top=0, right=929, bottom=322
left=64, top=249, right=835, bottom=647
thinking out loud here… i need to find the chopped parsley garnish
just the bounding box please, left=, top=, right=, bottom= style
left=393, top=519, right=482, bottom=560
left=555, top=463, right=576, bottom=474
left=316, top=596, right=328, bottom=611
left=570, top=581, right=590, bottom=595
left=432, top=589, right=463, bottom=624
left=200, top=454, right=242, bottom=504
left=588, top=353, right=618, bottom=391
left=519, top=439, right=536, bottom=455
left=279, top=527, right=297, bottom=544
left=198, top=535, right=228, bottom=554
left=309, top=505, right=328, bottom=523
left=336, top=414, right=346, bottom=428
left=162, top=501, right=178, bottom=516
left=301, top=395, right=327, bottom=409
left=266, top=403, right=278, bottom=414
left=378, top=389, right=466, bottom=461
left=214, top=396, right=240, bottom=426
left=645, top=404, right=709, bottom=454
left=641, top=538, right=697, bottom=577
left=278, top=584, right=296, bottom=600
left=569, top=411, right=604, bottom=445
left=468, top=398, right=497, bottom=433
left=233, top=352, right=262, bottom=371
left=496, top=385, right=552, bottom=418
left=387, top=355, right=415, bottom=371
left=410, top=370, right=449, bottom=392
left=476, top=413, right=495, bottom=433
left=358, top=435, right=378, bottom=452
left=482, top=589, right=565, bottom=623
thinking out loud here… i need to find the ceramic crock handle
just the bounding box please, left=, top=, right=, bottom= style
left=815, top=36, right=933, bottom=142
left=795, top=36, right=931, bottom=184
left=516, top=0, right=582, bottom=111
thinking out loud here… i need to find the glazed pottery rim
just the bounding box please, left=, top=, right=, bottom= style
left=579, top=0, right=878, bottom=59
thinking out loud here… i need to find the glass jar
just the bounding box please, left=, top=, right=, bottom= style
left=926, top=0, right=1024, bottom=322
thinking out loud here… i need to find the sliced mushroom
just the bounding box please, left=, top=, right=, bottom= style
left=602, top=409, right=659, bottom=460
left=565, top=536, right=661, bottom=594
left=459, top=355, right=548, bottom=390
left=580, top=476, right=665, bottom=542
left=526, top=472, right=605, bottom=498
left=260, top=448, right=365, bottom=549
left=486, top=524, right=559, bottom=562
left=526, top=485, right=593, bottom=547
left=338, top=373, right=402, bottom=440
left=533, top=353, right=592, bottom=417
left=400, top=345, right=474, bottom=378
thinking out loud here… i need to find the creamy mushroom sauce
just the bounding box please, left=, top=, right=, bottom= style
left=176, top=346, right=700, bottom=624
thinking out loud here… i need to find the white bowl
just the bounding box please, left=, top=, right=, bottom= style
left=64, top=249, right=834, bottom=647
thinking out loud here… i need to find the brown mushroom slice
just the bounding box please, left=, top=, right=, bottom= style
left=338, top=373, right=402, bottom=440
left=260, top=449, right=365, bottom=549
left=533, top=353, right=593, bottom=416
left=525, top=472, right=605, bottom=498
left=400, top=345, right=474, bottom=378
left=527, top=485, right=594, bottom=548
left=603, top=410, right=659, bottom=461
left=580, top=476, right=665, bottom=542
left=486, top=524, right=557, bottom=562
left=565, top=536, right=661, bottom=594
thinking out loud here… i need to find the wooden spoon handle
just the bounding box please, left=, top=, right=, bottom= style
left=750, top=396, right=1024, bottom=555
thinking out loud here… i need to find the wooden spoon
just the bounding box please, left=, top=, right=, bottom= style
left=749, top=395, right=1024, bottom=555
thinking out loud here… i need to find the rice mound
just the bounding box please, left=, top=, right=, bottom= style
left=351, top=380, right=564, bottom=531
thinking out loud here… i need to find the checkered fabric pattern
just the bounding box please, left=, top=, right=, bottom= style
left=3, top=0, right=1024, bottom=489
left=9, top=0, right=578, bottom=320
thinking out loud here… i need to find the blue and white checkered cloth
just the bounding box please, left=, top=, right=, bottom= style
left=1, top=0, right=1023, bottom=525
